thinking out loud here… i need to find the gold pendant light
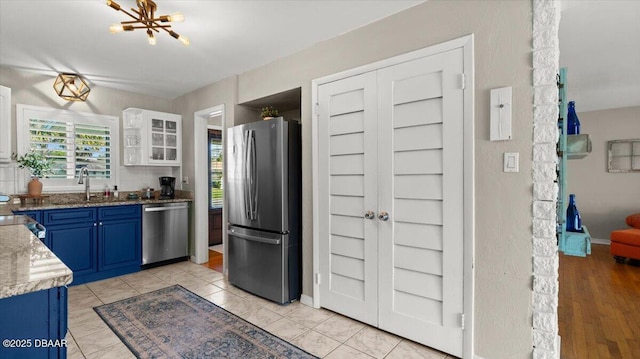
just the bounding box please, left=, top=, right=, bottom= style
left=106, top=0, right=189, bottom=46
left=53, top=73, right=91, bottom=102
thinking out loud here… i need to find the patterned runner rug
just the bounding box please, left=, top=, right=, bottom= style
left=94, top=285, right=317, bottom=358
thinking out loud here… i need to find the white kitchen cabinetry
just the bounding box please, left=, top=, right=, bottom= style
left=0, top=86, right=11, bottom=163
left=122, top=108, right=181, bottom=166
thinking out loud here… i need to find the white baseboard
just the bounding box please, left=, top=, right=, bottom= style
left=591, top=237, right=610, bottom=245
left=557, top=335, right=562, bottom=359
left=299, top=294, right=314, bottom=307
left=474, top=355, right=485, bottom=359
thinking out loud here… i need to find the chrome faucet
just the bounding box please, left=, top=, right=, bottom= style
left=77, top=166, right=91, bottom=201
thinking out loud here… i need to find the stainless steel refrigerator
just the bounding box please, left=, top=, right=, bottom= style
left=226, top=117, right=301, bottom=303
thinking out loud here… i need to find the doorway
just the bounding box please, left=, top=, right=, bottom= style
left=208, top=128, right=223, bottom=247
left=193, top=105, right=226, bottom=274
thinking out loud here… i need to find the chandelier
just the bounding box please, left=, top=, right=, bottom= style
left=106, top=0, right=190, bottom=46
left=53, top=73, right=91, bottom=102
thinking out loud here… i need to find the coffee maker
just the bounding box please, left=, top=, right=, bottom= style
left=159, top=176, right=176, bottom=199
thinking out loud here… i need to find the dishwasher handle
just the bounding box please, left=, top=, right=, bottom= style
left=229, top=229, right=281, bottom=245
left=144, top=204, right=188, bottom=212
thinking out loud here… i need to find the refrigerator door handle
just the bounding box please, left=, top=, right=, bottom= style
left=249, top=130, right=258, bottom=220
left=230, top=230, right=281, bottom=245
left=243, top=130, right=252, bottom=220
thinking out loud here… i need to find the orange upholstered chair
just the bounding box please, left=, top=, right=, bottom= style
left=610, top=213, right=640, bottom=263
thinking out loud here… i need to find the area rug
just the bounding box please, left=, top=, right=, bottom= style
left=94, top=285, right=317, bottom=358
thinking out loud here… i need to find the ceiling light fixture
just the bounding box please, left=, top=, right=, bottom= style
left=53, top=73, right=91, bottom=102
left=106, top=0, right=190, bottom=46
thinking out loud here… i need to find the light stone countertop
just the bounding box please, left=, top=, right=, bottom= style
left=0, top=224, right=73, bottom=299
left=0, top=192, right=192, bottom=215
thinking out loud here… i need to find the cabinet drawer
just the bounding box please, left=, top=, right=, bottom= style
left=43, top=208, right=96, bottom=225
left=98, top=205, right=141, bottom=220
left=14, top=210, right=42, bottom=224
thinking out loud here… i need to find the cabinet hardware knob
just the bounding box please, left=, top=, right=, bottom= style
left=378, top=211, right=389, bottom=221
left=364, top=211, right=375, bottom=220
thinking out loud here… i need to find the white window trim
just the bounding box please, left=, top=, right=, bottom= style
left=16, top=104, right=120, bottom=193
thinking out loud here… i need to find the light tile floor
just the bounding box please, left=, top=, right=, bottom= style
left=66, top=261, right=455, bottom=359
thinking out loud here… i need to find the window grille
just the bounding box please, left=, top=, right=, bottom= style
left=28, top=118, right=112, bottom=179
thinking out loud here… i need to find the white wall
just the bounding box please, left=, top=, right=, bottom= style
left=176, top=1, right=534, bottom=358
left=0, top=67, right=179, bottom=194
left=567, top=106, right=640, bottom=240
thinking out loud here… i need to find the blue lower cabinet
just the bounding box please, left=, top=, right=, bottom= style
left=48, top=223, right=98, bottom=277
left=0, top=286, right=67, bottom=359
left=99, top=218, right=141, bottom=272
left=41, top=205, right=142, bottom=285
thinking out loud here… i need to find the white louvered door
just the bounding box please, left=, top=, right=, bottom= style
left=317, top=46, right=465, bottom=358
left=377, top=48, right=464, bottom=357
left=317, top=72, right=379, bottom=326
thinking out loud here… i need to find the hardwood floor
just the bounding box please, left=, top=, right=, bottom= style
left=559, top=244, right=640, bottom=359
left=201, top=249, right=224, bottom=273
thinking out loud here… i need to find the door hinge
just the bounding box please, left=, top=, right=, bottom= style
left=459, top=313, right=465, bottom=329
left=314, top=103, right=320, bottom=117
left=315, top=272, right=321, bottom=285
left=460, top=73, right=466, bottom=90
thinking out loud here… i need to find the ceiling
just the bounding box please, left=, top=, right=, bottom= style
left=559, top=0, right=640, bottom=112
left=0, top=1, right=638, bottom=112
left=0, top=0, right=421, bottom=99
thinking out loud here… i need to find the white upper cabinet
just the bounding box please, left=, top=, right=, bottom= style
left=122, top=108, right=181, bottom=166
left=0, top=86, right=11, bottom=163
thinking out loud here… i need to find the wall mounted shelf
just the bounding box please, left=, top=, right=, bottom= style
left=567, top=134, right=592, bottom=159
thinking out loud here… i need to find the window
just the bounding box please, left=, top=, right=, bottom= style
left=29, top=118, right=112, bottom=179
left=209, top=129, right=223, bottom=209
left=17, top=105, right=119, bottom=191
left=608, top=139, right=640, bottom=173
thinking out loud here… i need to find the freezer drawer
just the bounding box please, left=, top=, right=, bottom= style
left=228, top=226, right=300, bottom=303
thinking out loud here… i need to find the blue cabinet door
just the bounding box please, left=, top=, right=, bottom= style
left=99, top=218, right=141, bottom=271
left=48, top=223, right=98, bottom=277
left=0, top=286, right=67, bottom=359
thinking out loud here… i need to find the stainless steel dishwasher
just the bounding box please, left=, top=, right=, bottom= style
left=142, top=202, right=189, bottom=265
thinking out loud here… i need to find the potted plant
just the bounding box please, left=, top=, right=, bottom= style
left=11, top=150, right=53, bottom=196
left=260, top=106, right=279, bottom=120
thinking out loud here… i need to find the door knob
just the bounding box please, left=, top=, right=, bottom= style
left=364, top=211, right=375, bottom=220
left=378, top=211, right=389, bottom=221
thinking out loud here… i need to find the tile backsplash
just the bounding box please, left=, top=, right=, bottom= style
left=0, top=163, right=179, bottom=195
left=0, top=163, right=17, bottom=194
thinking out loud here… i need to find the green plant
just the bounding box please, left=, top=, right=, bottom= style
left=260, top=106, right=279, bottom=118
left=11, top=150, right=53, bottom=178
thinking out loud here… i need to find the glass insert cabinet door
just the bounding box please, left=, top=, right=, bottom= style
left=150, top=118, right=179, bottom=162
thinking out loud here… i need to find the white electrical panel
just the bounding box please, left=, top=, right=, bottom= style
left=490, top=87, right=513, bottom=141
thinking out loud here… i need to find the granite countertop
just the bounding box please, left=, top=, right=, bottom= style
left=0, top=191, right=193, bottom=215
left=0, top=223, right=73, bottom=299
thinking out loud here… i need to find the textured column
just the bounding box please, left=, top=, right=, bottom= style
left=531, top=1, right=561, bottom=358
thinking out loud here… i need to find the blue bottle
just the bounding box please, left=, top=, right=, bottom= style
left=566, top=194, right=582, bottom=232
left=567, top=101, right=581, bottom=135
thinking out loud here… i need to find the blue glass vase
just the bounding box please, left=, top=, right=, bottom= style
left=566, top=194, right=582, bottom=232
left=567, top=101, right=581, bottom=135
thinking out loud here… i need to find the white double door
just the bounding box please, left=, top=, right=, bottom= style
left=317, top=48, right=465, bottom=357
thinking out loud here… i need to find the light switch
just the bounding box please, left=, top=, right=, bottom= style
left=490, top=87, right=513, bottom=141
left=504, top=152, right=519, bottom=172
